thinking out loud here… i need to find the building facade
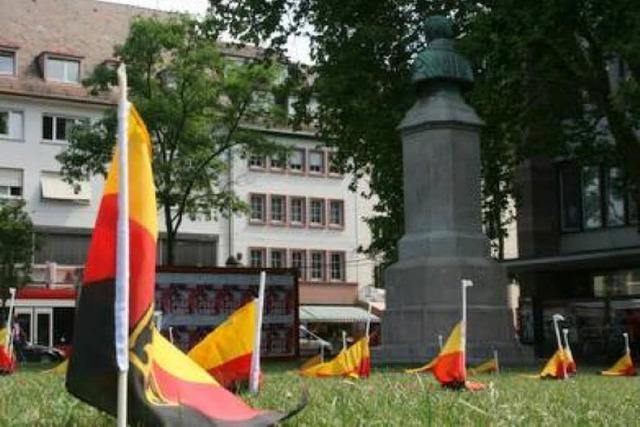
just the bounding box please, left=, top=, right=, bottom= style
left=0, top=0, right=376, bottom=350
left=506, top=156, right=640, bottom=362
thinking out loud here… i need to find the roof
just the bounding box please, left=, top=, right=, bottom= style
left=502, top=246, right=640, bottom=273
left=299, top=305, right=380, bottom=324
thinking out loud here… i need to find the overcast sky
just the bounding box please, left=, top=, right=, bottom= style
left=102, top=0, right=312, bottom=63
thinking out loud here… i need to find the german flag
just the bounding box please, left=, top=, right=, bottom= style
left=299, top=337, right=370, bottom=378
left=404, top=356, right=437, bottom=374
left=188, top=300, right=256, bottom=388
left=539, top=349, right=569, bottom=379
left=299, top=354, right=323, bottom=371
left=432, top=322, right=465, bottom=387
left=602, top=353, right=637, bottom=376
left=66, top=105, right=296, bottom=425
left=468, top=357, right=498, bottom=376
left=0, top=327, right=14, bottom=374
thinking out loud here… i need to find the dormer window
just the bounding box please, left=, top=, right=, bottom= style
left=39, top=52, right=82, bottom=83
left=0, top=50, right=16, bottom=75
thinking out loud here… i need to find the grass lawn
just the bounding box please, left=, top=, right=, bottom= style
left=1, top=362, right=639, bottom=426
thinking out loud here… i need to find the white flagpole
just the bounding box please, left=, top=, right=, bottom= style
left=562, top=328, right=570, bottom=351
left=249, top=271, right=266, bottom=394
left=342, top=330, right=347, bottom=351
left=115, top=63, right=130, bottom=427
left=623, top=332, right=630, bottom=355
left=437, top=334, right=444, bottom=352
left=168, top=326, right=174, bottom=345
left=552, top=314, right=565, bottom=379
left=493, top=349, right=500, bottom=374
left=365, top=302, right=373, bottom=339
left=461, top=279, right=473, bottom=380
left=6, top=288, right=16, bottom=355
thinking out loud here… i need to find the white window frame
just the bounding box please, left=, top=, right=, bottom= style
left=270, top=195, right=286, bottom=224
left=308, top=150, right=325, bottom=174
left=288, top=148, right=305, bottom=173
left=42, top=114, right=78, bottom=143
left=270, top=248, right=286, bottom=268
left=249, top=248, right=266, bottom=267
left=249, top=194, right=266, bottom=223
left=289, top=197, right=305, bottom=225
left=329, top=200, right=344, bottom=227
left=0, top=49, right=17, bottom=76
left=310, top=251, right=325, bottom=281
left=329, top=251, right=345, bottom=282
left=0, top=168, right=23, bottom=200
left=45, top=55, right=81, bottom=83
left=0, top=109, right=24, bottom=141
left=309, top=198, right=325, bottom=226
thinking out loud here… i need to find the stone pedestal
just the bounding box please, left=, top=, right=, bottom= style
left=375, top=17, right=530, bottom=365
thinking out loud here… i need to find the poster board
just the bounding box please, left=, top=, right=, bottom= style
left=155, top=266, right=299, bottom=358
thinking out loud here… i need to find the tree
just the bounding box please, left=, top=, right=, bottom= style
left=0, top=201, right=35, bottom=308
left=208, top=0, right=640, bottom=264
left=58, top=16, right=287, bottom=265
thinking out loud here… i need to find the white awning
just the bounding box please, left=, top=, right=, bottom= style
left=299, top=305, right=380, bottom=324
left=41, top=173, right=91, bottom=202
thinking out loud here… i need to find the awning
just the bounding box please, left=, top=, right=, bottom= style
left=502, top=247, right=640, bottom=274
left=299, top=305, right=380, bottom=324
left=41, top=173, right=91, bottom=202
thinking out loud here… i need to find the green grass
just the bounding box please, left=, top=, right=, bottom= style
left=1, top=362, right=639, bottom=426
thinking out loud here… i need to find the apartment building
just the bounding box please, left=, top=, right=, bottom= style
left=0, top=0, right=376, bottom=349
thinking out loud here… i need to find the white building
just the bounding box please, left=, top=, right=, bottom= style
left=0, top=0, right=376, bottom=348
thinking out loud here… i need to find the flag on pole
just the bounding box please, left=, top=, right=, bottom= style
left=405, top=335, right=442, bottom=374
left=188, top=300, right=257, bottom=388
left=299, top=337, right=370, bottom=378
left=602, top=354, right=636, bottom=376
left=0, top=327, right=15, bottom=374
left=468, top=356, right=498, bottom=376
left=432, top=322, right=465, bottom=387
left=539, top=349, right=570, bottom=379
left=66, top=103, right=300, bottom=425
left=602, top=333, right=636, bottom=377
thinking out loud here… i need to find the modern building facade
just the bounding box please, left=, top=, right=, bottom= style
left=0, top=0, right=376, bottom=349
left=506, top=156, right=640, bottom=362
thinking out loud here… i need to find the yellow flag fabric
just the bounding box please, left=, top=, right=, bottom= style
left=0, top=327, right=8, bottom=347
left=602, top=353, right=637, bottom=376
left=405, top=357, right=437, bottom=374
left=540, top=348, right=569, bottom=379
left=468, top=357, right=498, bottom=376
left=188, top=300, right=256, bottom=387
left=440, top=323, right=463, bottom=356
left=299, top=337, right=370, bottom=378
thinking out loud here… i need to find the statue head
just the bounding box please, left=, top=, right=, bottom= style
left=411, top=15, right=473, bottom=90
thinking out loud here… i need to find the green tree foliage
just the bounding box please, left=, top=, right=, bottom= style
left=0, top=201, right=35, bottom=307
left=57, top=16, right=286, bottom=265
left=209, top=0, right=640, bottom=264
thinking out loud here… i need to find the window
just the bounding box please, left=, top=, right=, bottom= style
left=46, top=57, right=80, bottom=83
left=248, top=155, right=266, bottom=169
left=270, top=249, right=286, bottom=268
left=270, top=195, right=286, bottom=223
left=249, top=194, right=266, bottom=223
left=582, top=166, right=602, bottom=229
left=288, top=149, right=305, bottom=172
left=328, top=152, right=341, bottom=175
left=290, top=250, right=306, bottom=279
left=329, top=200, right=344, bottom=227
left=249, top=248, right=266, bottom=267
left=310, top=251, right=325, bottom=281
left=309, top=150, right=325, bottom=174
left=0, top=168, right=23, bottom=199
left=606, top=167, right=625, bottom=226
left=0, top=110, right=23, bottom=140
left=290, top=197, right=305, bottom=225
left=560, top=165, right=581, bottom=231
left=41, top=171, right=91, bottom=203
left=309, top=199, right=325, bottom=226
left=270, top=154, right=285, bottom=170
left=329, top=252, right=345, bottom=281
left=42, top=115, right=76, bottom=142
left=0, top=51, right=16, bottom=75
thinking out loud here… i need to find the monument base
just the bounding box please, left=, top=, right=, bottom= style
left=374, top=256, right=533, bottom=365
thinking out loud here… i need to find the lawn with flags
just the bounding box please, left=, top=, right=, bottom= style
left=2, top=363, right=640, bottom=426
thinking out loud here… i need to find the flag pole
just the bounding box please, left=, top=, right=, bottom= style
left=115, top=63, right=130, bottom=427
left=365, top=302, right=372, bottom=339
left=562, top=328, right=570, bottom=351
left=461, top=279, right=473, bottom=380
left=249, top=271, right=266, bottom=394
left=168, top=326, right=174, bottom=344
left=552, top=314, right=565, bottom=379
left=623, top=332, right=630, bottom=355
left=493, top=349, right=500, bottom=374
left=6, top=288, right=16, bottom=355
left=437, top=334, right=443, bottom=351
left=342, top=330, right=347, bottom=351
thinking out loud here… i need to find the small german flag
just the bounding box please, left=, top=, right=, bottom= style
left=299, top=337, right=370, bottom=378
left=188, top=300, right=257, bottom=388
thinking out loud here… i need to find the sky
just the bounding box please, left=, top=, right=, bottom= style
left=102, top=0, right=312, bottom=63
